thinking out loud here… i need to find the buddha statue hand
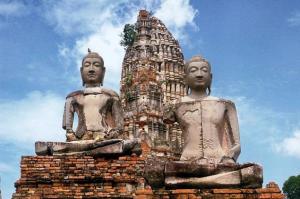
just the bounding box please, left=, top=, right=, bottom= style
left=195, top=158, right=208, bottom=165
left=66, top=130, right=77, bottom=142
left=163, top=103, right=176, bottom=124
left=220, top=156, right=236, bottom=165
left=104, top=129, right=121, bottom=139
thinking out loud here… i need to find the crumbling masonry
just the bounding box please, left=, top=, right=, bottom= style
left=120, top=10, right=186, bottom=153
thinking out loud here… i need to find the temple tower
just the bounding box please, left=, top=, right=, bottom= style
left=120, top=10, right=186, bottom=152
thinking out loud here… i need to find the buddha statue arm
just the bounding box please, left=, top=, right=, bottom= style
left=163, top=103, right=177, bottom=124
left=225, top=101, right=241, bottom=162
left=62, top=97, right=74, bottom=132
left=112, top=95, right=124, bottom=132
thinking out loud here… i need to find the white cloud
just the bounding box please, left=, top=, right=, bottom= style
left=287, top=11, right=300, bottom=27
left=216, top=94, right=299, bottom=159
left=71, top=24, right=125, bottom=90
left=275, top=130, right=300, bottom=159
left=219, top=95, right=287, bottom=140
left=0, top=91, right=65, bottom=145
left=42, top=0, right=124, bottom=35
left=43, top=1, right=137, bottom=90
left=42, top=0, right=198, bottom=90
left=238, top=99, right=282, bottom=133
left=0, top=1, right=28, bottom=17
left=154, top=0, right=198, bottom=40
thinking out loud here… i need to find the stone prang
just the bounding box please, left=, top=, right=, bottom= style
left=120, top=10, right=186, bottom=153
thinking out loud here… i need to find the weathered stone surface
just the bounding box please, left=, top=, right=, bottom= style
left=240, top=164, right=264, bottom=188
left=165, top=164, right=263, bottom=189
left=38, top=50, right=139, bottom=156
left=164, top=161, right=249, bottom=177
left=120, top=10, right=187, bottom=152
left=35, top=139, right=141, bottom=156
left=165, top=161, right=262, bottom=177
left=63, top=50, right=124, bottom=142
left=165, top=171, right=241, bottom=189
left=164, top=56, right=240, bottom=163
left=144, top=158, right=166, bottom=188
left=161, top=55, right=262, bottom=188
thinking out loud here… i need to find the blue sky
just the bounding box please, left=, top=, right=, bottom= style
left=0, top=0, right=300, bottom=198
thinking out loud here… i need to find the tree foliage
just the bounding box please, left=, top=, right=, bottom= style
left=283, top=175, right=300, bottom=199
left=120, top=24, right=137, bottom=49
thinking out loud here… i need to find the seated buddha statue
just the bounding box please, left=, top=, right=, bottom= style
left=164, top=55, right=240, bottom=165
left=158, top=55, right=263, bottom=188
left=35, top=50, right=141, bottom=156
left=62, top=49, right=123, bottom=142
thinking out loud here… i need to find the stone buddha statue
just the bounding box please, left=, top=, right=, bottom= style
left=62, top=49, right=123, bottom=141
left=35, top=50, right=141, bottom=156
left=164, top=55, right=240, bottom=164
left=145, top=55, right=262, bottom=189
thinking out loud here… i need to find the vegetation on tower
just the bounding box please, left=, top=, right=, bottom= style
left=120, top=24, right=137, bottom=49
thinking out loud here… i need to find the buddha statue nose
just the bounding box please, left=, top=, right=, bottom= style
left=89, top=67, right=96, bottom=73
left=196, top=71, right=204, bottom=78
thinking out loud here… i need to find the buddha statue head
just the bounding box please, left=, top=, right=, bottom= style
left=81, top=49, right=105, bottom=87
left=184, top=55, right=212, bottom=95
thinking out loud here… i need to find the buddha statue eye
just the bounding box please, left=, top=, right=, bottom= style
left=188, top=67, right=198, bottom=73
left=94, top=62, right=101, bottom=67
left=201, top=67, right=208, bottom=72
left=84, top=62, right=91, bottom=67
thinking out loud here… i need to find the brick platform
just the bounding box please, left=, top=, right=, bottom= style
left=135, top=182, right=285, bottom=199
left=13, top=152, right=284, bottom=198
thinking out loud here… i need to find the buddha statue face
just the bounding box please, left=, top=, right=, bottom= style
left=81, top=51, right=105, bottom=87
left=185, top=56, right=212, bottom=93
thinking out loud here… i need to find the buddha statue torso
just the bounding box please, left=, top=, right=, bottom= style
left=63, top=87, right=122, bottom=140
left=170, top=96, right=240, bottom=164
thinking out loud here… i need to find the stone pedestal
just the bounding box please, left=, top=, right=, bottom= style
left=13, top=152, right=284, bottom=199
left=13, top=154, right=148, bottom=198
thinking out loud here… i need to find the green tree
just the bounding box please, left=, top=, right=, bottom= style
left=283, top=175, right=300, bottom=199
left=120, top=24, right=136, bottom=49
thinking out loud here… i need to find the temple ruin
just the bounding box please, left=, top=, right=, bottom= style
left=120, top=10, right=186, bottom=153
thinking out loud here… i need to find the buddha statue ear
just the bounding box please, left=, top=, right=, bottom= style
left=207, top=73, right=212, bottom=95
left=183, top=74, right=189, bottom=95
left=100, top=66, right=106, bottom=86
left=80, top=67, right=85, bottom=86
left=186, top=86, right=190, bottom=95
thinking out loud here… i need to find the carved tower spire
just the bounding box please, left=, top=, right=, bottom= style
left=120, top=10, right=186, bottom=153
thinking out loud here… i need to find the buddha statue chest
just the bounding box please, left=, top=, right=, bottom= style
left=79, top=94, right=110, bottom=131
left=174, top=99, right=232, bottom=163
left=69, top=88, right=115, bottom=133
left=176, top=100, right=226, bottom=127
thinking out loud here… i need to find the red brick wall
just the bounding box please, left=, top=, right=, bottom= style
left=13, top=152, right=284, bottom=199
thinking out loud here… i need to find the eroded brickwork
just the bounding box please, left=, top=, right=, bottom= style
left=13, top=151, right=284, bottom=199
left=13, top=155, right=147, bottom=198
